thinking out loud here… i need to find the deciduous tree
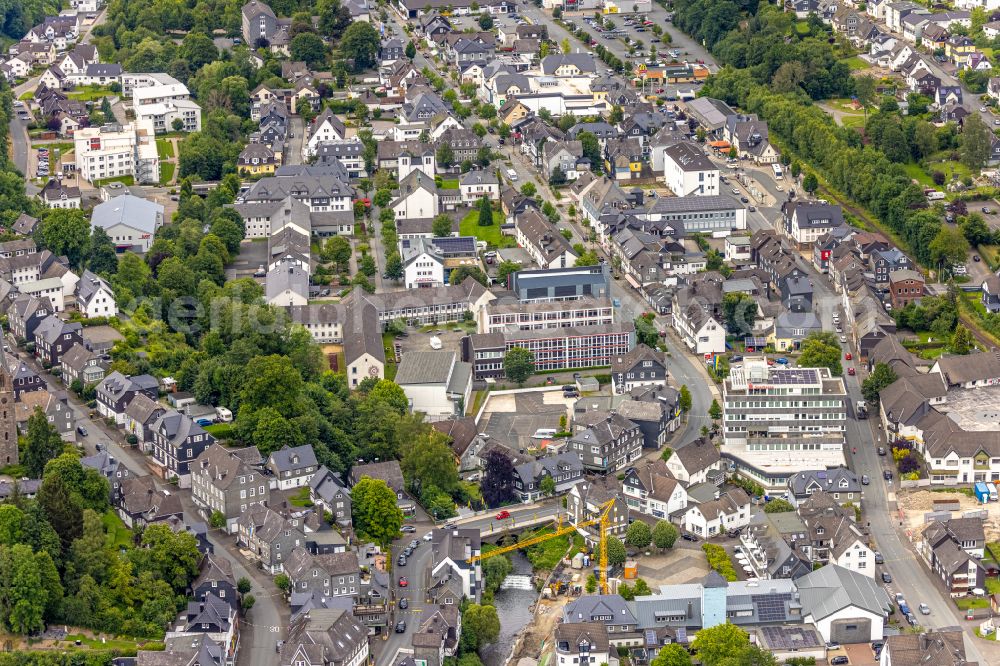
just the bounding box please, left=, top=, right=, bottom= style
left=503, top=347, right=535, bottom=385
left=652, top=520, right=678, bottom=550
left=351, top=477, right=404, bottom=546
left=625, top=521, right=652, bottom=549
left=481, top=449, right=517, bottom=507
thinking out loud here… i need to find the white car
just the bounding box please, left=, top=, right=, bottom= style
left=840, top=335, right=847, bottom=343
left=731, top=188, right=740, bottom=195
left=981, top=107, right=988, bottom=112
left=423, top=532, right=434, bottom=541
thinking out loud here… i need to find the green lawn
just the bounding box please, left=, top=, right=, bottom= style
left=902, top=162, right=936, bottom=188
left=65, top=85, right=115, bottom=102
left=841, top=114, right=866, bottom=129
left=18, top=91, right=33, bottom=101
left=101, top=510, right=132, bottom=550
left=439, top=178, right=459, bottom=190
left=459, top=209, right=514, bottom=248
left=522, top=526, right=572, bottom=570
left=93, top=175, right=135, bottom=187
left=289, top=487, right=314, bottom=508
left=34, top=141, right=73, bottom=155
left=204, top=423, right=234, bottom=439
left=840, top=56, right=870, bottom=71
left=156, top=138, right=174, bottom=159
left=956, top=597, right=991, bottom=610
left=159, top=162, right=175, bottom=186
left=794, top=22, right=811, bottom=35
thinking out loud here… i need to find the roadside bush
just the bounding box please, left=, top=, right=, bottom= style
left=702, top=543, right=737, bottom=581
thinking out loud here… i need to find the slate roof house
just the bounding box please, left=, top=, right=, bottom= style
left=114, top=475, right=184, bottom=528
left=191, top=444, right=269, bottom=533
left=33, top=315, right=83, bottom=366
left=151, top=410, right=216, bottom=488
left=309, top=466, right=352, bottom=529
left=610, top=344, right=667, bottom=395
left=96, top=371, right=159, bottom=424
left=237, top=505, right=306, bottom=574
left=285, top=547, right=361, bottom=597
left=568, top=412, right=642, bottom=474
left=266, top=444, right=319, bottom=490
left=512, top=452, right=584, bottom=502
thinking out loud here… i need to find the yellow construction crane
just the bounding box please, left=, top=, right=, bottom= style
left=467, top=499, right=617, bottom=594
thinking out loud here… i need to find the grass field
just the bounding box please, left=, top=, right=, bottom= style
left=159, top=162, right=175, bottom=186
left=65, top=86, right=115, bottom=102
left=439, top=178, right=459, bottom=190
left=102, top=510, right=133, bottom=550
left=156, top=138, right=174, bottom=159
left=459, top=209, right=514, bottom=248
left=794, top=22, right=811, bottom=35
left=902, top=162, right=935, bottom=188
left=93, top=175, right=135, bottom=187
left=204, top=423, right=234, bottom=439
left=840, top=56, right=870, bottom=71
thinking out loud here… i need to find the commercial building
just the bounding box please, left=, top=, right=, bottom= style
left=479, top=296, right=614, bottom=334
left=635, top=195, right=747, bottom=235
left=722, top=357, right=848, bottom=491
left=506, top=264, right=611, bottom=302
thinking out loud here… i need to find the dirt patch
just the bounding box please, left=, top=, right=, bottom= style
left=514, top=595, right=570, bottom=663
left=898, top=489, right=1000, bottom=541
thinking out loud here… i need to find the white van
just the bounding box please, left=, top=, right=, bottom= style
left=506, top=168, right=519, bottom=181
left=215, top=406, right=233, bottom=423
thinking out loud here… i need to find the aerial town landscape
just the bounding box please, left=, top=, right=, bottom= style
left=10, top=0, right=1000, bottom=664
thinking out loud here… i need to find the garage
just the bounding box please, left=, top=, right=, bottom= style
left=830, top=618, right=872, bottom=645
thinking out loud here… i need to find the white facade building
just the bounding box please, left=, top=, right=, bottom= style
left=662, top=142, right=720, bottom=197
left=73, top=123, right=160, bottom=185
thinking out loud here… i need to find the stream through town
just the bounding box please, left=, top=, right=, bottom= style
left=481, top=551, right=536, bottom=666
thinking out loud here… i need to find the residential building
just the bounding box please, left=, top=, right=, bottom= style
left=661, top=142, right=719, bottom=196
left=349, top=460, right=415, bottom=515
left=621, top=458, right=689, bottom=519
left=39, top=179, right=81, bottom=209
left=429, top=527, right=482, bottom=603
left=191, top=444, right=269, bottom=533
left=266, top=445, right=318, bottom=490
left=60, top=343, right=106, bottom=386
left=554, top=623, right=611, bottom=666
left=459, top=170, right=500, bottom=204
left=33, top=315, right=83, bottom=366
left=73, top=123, right=159, bottom=185
left=665, top=436, right=725, bottom=487
left=782, top=201, right=844, bottom=249
left=514, top=209, right=578, bottom=269
left=562, top=595, right=638, bottom=646
left=880, top=631, right=970, bottom=666
left=888, top=269, right=924, bottom=309
left=95, top=371, right=159, bottom=423
left=796, top=564, right=893, bottom=644
left=610, top=344, right=666, bottom=394
left=787, top=469, right=862, bottom=507
left=151, top=410, right=216, bottom=488
left=285, top=547, right=360, bottom=597
left=114, top=475, right=184, bottom=528
left=569, top=412, right=642, bottom=473
left=237, top=505, right=306, bottom=574
left=512, top=452, right=584, bottom=502
left=279, top=608, right=369, bottom=666
left=479, top=295, right=614, bottom=334
left=682, top=487, right=752, bottom=538
left=309, top=466, right=352, bottom=528
left=76, top=270, right=117, bottom=318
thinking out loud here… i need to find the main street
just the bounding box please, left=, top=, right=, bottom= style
left=4, top=335, right=286, bottom=666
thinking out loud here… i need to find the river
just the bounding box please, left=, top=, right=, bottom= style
left=481, top=551, right=537, bottom=666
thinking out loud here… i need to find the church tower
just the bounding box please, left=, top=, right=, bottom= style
left=0, top=358, right=18, bottom=466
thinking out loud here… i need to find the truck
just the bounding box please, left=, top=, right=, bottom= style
left=974, top=481, right=992, bottom=504
left=856, top=400, right=868, bottom=419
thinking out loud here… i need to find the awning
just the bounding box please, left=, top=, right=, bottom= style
left=625, top=274, right=641, bottom=289
left=708, top=140, right=731, bottom=149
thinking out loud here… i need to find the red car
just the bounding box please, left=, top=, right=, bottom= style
left=354, top=198, right=372, bottom=208
left=496, top=510, right=510, bottom=520
left=848, top=367, right=856, bottom=376
left=844, top=352, right=852, bottom=360
left=398, top=577, right=408, bottom=587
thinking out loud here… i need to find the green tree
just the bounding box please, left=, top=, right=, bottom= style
left=651, top=644, right=693, bottom=666
left=708, top=399, right=722, bottom=421
left=503, top=347, right=535, bottom=385
left=679, top=385, right=692, bottom=412
left=539, top=475, right=557, bottom=496
left=241, top=593, right=256, bottom=612
left=463, top=603, right=501, bottom=651
left=274, top=573, right=291, bottom=592
left=585, top=574, right=597, bottom=593
left=862, top=362, right=899, bottom=404
left=763, top=498, right=795, bottom=513
left=37, top=474, right=82, bottom=550
left=5, top=544, right=46, bottom=634
left=238, top=577, right=252, bottom=595
left=478, top=12, right=494, bottom=30
left=950, top=324, right=975, bottom=354
left=960, top=113, right=992, bottom=169
left=351, top=477, right=404, bottom=546
left=482, top=554, right=513, bottom=595
left=400, top=430, right=460, bottom=496
left=496, top=260, right=522, bottom=285
left=209, top=511, right=226, bottom=529
left=721, top=292, right=758, bottom=335
left=652, top=520, right=679, bottom=550
left=929, top=226, right=969, bottom=270
left=384, top=252, right=404, bottom=281
left=449, top=266, right=488, bottom=286
left=405, top=40, right=417, bottom=59
left=692, top=622, right=752, bottom=666
left=854, top=75, right=876, bottom=116
left=432, top=214, right=454, bottom=238
left=290, top=32, right=327, bottom=68
left=436, top=142, right=455, bottom=168
left=802, top=172, right=819, bottom=194
left=605, top=535, right=626, bottom=566
left=359, top=254, right=377, bottom=277
left=322, top=236, right=353, bottom=268
left=579, top=131, right=601, bottom=169
left=625, top=521, right=652, bottom=549
left=37, top=208, right=91, bottom=269
left=478, top=196, right=494, bottom=227
left=520, top=182, right=537, bottom=197
left=339, top=22, right=380, bottom=71
left=181, top=32, right=220, bottom=71
left=797, top=331, right=843, bottom=375
left=22, top=407, right=65, bottom=478
left=88, top=227, right=119, bottom=276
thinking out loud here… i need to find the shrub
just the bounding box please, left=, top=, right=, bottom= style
left=899, top=454, right=921, bottom=475
left=702, top=543, right=737, bottom=581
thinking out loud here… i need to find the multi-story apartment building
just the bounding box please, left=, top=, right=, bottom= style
left=722, top=357, right=848, bottom=490
left=462, top=323, right=635, bottom=379
left=478, top=296, right=614, bottom=334
left=73, top=123, right=160, bottom=185
left=506, top=264, right=611, bottom=302
left=191, top=444, right=269, bottom=533
left=151, top=410, right=216, bottom=488
left=569, top=412, right=642, bottom=473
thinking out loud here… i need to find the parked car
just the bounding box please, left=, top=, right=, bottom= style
left=76, top=425, right=88, bottom=437
left=399, top=598, right=408, bottom=609
left=862, top=475, right=870, bottom=485
left=395, top=620, right=406, bottom=633
left=681, top=532, right=699, bottom=542
left=443, top=522, right=456, bottom=529
left=398, top=577, right=408, bottom=587
left=423, top=532, right=434, bottom=541
left=874, top=551, right=883, bottom=564
left=848, top=367, right=856, bottom=376
left=844, top=352, right=852, bottom=360
left=401, top=525, right=416, bottom=533
left=397, top=555, right=406, bottom=566
left=830, top=657, right=849, bottom=665
left=884, top=469, right=893, bottom=480
left=878, top=446, right=886, bottom=456
left=882, top=571, right=892, bottom=583
left=195, top=417, right=214, bottom=427
left=919, top=603, right=931, bottom=615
